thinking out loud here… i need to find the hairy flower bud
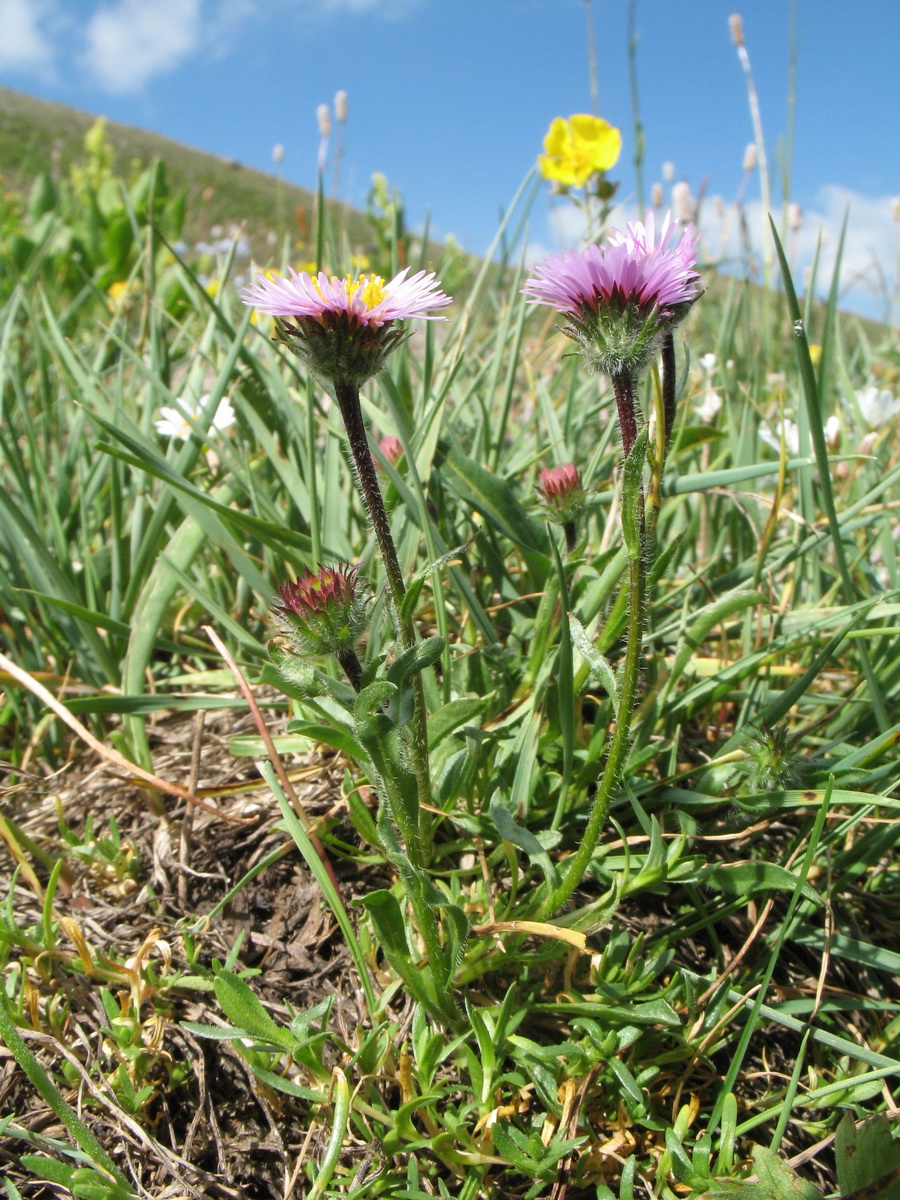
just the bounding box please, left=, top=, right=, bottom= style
left=317, top=103, right=332, bottom=138
left=273, top=563, right=368, bottom=659
left=536, top=462, right=585, bottom=551
left=729, top=13, right=745, bottom=47
left=334, top=90, right=348, bottom=122
left=376, top=435, right=404, bottom=467
left=742, top=143, right=757, bottom=172
left=536, top=462, right=585, bottom=521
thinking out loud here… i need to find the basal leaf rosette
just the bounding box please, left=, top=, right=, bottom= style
left=523, top=212, right=701, bottom=377
left=241, top=267, right=451, bottom=386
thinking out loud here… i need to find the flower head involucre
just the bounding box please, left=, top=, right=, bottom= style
left=242, top=267, right=451, bottom=385
left=522, top=212, right=701, bottom=376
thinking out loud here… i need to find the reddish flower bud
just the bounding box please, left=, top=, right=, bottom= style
left=272, top=563, right=368, bottom=660
left=377, top=435, right=404, bottom=467
left=536, top=462, right=585, bottom=527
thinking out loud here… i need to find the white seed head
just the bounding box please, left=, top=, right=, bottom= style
left=651, top=182, right=664, bottom=209
left=317, top=103, right=332, bottom=137
left=272, top=143, right=284, bottom=165
left=662, top=160, right=676, bottom=182
left=673, top=180, right=693, bottom=223
left=743, top=143, right=757, bottom=172
left=335, top=90, right=348, bottom=122
left=788, top=203, right=803, bottom=231
left=729, top=13, right=745, bottom=46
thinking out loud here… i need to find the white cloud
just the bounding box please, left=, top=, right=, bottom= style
left=700, top=186, right=899, bottom=320
left=3, top=0, right=422, bottom=92
left=299, top=0, right=423, bottom=13
left=81, top=0, right=202, bottom=93
left=0, top=0, right=56, bottom=75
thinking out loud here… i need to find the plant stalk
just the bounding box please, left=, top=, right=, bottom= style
left=541, top=543, right=645, bottom=916
left=332, top=380, right=432, bottom=827
left=540, top=428, right=647, bottom=917
left=612, top=370, right=639, bottom=457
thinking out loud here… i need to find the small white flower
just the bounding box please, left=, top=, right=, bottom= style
left=155, top=395, right=236, bottom=441
left=699, top=353, right=717, bottom=373
left=695, top=390, right=723, bottom=424
left=824, top=414, right=841, bottom=450
left=855, top=385, right=900, bottom=429
left=759, top=418, right=799, bottom=456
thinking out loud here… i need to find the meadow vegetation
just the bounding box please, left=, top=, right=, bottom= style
left=1, top=32, right=900, bottom=1200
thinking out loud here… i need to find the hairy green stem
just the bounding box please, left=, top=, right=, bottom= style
left=363, top=736, right=459, bottom=1023
left=646, top=333, right=677, bottom=539
left=540, top=522, right=646, bottom=917
left=333, top=380, right=432, bottom=821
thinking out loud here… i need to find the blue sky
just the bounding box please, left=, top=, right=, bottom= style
left=2, top=0, right=898, bottom=317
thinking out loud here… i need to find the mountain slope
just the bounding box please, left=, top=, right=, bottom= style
left=0, top=85, right=372, bottom=258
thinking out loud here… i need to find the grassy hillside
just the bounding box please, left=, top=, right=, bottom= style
left=0, top=84, right=374, bottom=261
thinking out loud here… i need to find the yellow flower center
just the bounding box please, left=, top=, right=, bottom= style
left=315, top=273, right=387, bottom=310
left=344, top=273, right=387, bottom=309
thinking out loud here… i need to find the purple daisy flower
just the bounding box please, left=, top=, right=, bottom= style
left=522, top=212, right=701, bottom=379
left=242, top=267, right=451, bottom=386
left=242, top=266, right=451, bottom=329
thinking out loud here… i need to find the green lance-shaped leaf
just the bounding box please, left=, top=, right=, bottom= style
left=621, top=428, right=648, bottom=559
left=213, top=970, right=295, bottom=1052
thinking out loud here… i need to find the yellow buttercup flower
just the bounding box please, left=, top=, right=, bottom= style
left=539, top=114, right=622, bottom=188
left=107, top=280, right=132, bottom=312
